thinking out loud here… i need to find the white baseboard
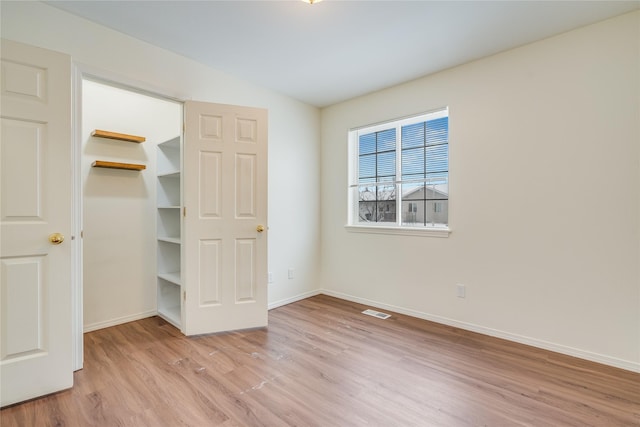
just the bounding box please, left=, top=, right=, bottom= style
left=83, top=310, right=157, bottom=333
left=82, top=291, right=639, bottom=373
left=320, top=289, right=640, bottom=373
left=269, top=289, right=322, bottom=310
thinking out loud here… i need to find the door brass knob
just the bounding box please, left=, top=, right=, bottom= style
left=256, top=225, right=265, bottom=233
left=49, top=233, right=64, bottom=245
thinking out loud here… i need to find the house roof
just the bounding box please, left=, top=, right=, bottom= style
left=358, top=183, right=447, bottom=201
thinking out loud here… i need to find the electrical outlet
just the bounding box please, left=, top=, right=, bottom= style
left=456, top=284, right=466, bottom=298
left=288, top=268, right=294, bottom=279
left=268, top=272, right=273, bottom=283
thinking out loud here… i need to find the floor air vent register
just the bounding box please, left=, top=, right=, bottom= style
left=362, top=309, right=391, bottom=319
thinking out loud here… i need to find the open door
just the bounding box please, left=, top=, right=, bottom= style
left=0, top=40, right=73, bottom=406
left=183, top=101, right=268, bottom=335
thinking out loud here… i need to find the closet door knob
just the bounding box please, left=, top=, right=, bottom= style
left=256, top=225, right=265, bottom=233
left=49, top=233, right=65, bottom=245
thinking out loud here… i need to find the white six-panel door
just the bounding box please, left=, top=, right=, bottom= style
left=183, top=101, right=268, bottom=336
left=0, top=40, right=73, bottom=407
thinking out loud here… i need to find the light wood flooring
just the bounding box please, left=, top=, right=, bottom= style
left=2, top=295, right=639, bottom=426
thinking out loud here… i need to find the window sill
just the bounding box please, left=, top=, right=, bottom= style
left=345, top=224, right=450, bottom=238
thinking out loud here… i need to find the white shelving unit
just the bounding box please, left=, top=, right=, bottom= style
left=156, top=136, right=182, bottom=328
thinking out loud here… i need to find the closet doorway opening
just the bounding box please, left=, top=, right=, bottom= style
left=75, top=77, right=269, bottom=369
left=79, top=78, right=182, bottom=347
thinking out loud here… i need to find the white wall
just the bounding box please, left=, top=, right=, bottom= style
left=320, top=11, right=639, bottom=371
left=82, top=80, right=181, bottom=331
left=1, top=1, right=321, bottom=309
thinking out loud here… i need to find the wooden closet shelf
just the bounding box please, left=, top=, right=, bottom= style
left=92, top=161, right=146, bottom=171
left=92, top=129, right=146, bottom=143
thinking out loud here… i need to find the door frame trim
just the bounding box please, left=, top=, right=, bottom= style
left=71, top=63, right=82, bottom=371
left=71, top=63, right=186, bottom=370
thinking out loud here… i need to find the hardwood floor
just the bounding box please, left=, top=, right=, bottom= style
left=2, top=295, right=639, bottom=426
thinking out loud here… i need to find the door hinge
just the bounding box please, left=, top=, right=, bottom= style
left=183, top=291, right=186, bottom=302
left=183, top=206, right=186, bottom=217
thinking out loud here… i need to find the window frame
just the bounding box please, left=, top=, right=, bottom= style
left=346, top=109, right=451, bottom=238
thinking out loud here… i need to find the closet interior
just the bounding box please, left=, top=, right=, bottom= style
left=82, top=79, right=182, bottom=332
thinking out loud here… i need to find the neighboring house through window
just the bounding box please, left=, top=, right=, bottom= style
left=348, top=108, right=449, bottom=234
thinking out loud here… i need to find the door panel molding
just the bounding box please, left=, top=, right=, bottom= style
left=0, top=38, right=73, bottom=408
left=183, top=101, right=267, bottom=335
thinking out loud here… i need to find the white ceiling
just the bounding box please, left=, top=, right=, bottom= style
left=47, top=0, right=638, bottom=107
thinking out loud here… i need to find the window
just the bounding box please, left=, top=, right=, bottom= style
left=348, top=109, right=449, bottom=235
